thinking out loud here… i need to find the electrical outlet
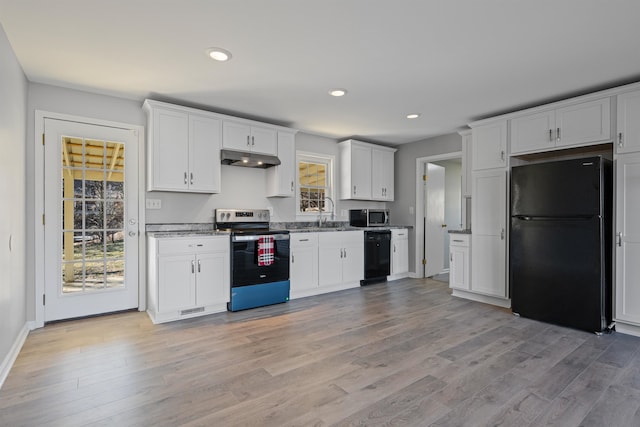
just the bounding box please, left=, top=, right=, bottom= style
left=146, top=199, right=162, bottom=209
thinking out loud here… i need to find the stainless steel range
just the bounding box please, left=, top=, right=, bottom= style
left=215, top=209, right=290, bottom=311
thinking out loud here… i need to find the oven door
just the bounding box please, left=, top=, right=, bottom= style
left=231, top=234, right=290, bottom=287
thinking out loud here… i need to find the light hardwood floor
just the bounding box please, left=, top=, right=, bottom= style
left=2, top=278, right=640, bottom=426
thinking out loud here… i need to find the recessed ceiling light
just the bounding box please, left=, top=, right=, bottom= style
left=206, top=47, right=232, bottom=62
left=328, top=89, right=347, bottom=97
left=406, top=113, right=421, bottom=119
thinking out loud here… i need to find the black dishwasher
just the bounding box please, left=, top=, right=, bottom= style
left=362, top=230, right=391, bottom=285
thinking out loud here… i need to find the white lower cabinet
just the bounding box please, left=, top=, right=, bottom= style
left=389, top=228, right=409, bottom=279
left=449, top=234, right=471, bottom=291
left=147, top=235, right=230, bottom=323
left=319, top=231, right=364, bottom=288
left=290, top=232, right=319, bottom=298
left=615, top=153, right=640, bottom=336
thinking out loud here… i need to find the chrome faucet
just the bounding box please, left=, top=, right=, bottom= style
left=318, top=196, right=335, bottom=226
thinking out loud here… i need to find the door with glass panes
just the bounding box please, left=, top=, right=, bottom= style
left=43, top=119, right=139, bottom=321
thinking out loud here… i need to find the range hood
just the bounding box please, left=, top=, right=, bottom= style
left=220, top=149, right=281, bottom=169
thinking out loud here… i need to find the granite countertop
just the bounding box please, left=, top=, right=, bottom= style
left=146, top=222, right=413, bottom=237
left=448, top=229, right=472, bottom=234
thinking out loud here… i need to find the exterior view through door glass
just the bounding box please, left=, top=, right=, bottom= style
left=44, top=119, right=139, bottom=322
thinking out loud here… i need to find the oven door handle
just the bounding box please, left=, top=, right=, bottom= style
left=232, top=234, right=290, bottom=242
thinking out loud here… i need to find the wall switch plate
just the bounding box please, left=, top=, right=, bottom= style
left=146, top=199, right=162, bottom=209
left=409, top=206, right=414, bottom=215
left=341, top=209, right=347, bottom=218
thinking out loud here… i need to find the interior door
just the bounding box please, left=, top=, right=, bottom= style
left=43, top=118, right=139, bottom=322
left=424, top=163, right=445, bottom=277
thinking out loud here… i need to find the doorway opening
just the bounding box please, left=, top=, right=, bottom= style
left=415, top=152, right=462, bottom=280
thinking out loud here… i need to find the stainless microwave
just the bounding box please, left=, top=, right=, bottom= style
left=349, top=209, right=390, bottom=227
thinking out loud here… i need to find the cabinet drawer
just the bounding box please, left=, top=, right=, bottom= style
left=290, top=232, right=319, bottom=247
left=158, top=236, right=229, bottom=255
left=449, top=234, right=471, bottom=247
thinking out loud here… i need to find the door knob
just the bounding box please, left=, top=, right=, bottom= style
left=441, top=224, right=447, bottom=228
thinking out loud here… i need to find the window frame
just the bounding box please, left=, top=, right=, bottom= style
left=296, top=151, right=335, bottom=218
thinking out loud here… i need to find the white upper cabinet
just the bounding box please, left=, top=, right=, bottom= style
left=222, top=121, right=277, bottom=155
left=617, top=89, right=640, bottom=154
left=472, top=120, right=507, bottom=171
left=339, top=139, right=396, bottom=201
left=510, top=97, right=611, bottom=155
left=266, top=131, right=297, bottom=197
left=144, top=100, right=221, bottom=193
left=371, top=147, right=395, bottom=201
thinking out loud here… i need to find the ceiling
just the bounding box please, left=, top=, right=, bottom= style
left=2, top=1, right=640, bottom=145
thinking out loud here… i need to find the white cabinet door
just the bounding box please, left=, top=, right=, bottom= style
left=196, top=251, right=229, bottom=307
left=266, top=132, right=296, bottom=197
left=372, top=148, right=394, bottom=201
left=158, top=254, right=196, bottom=312
left=616, top=153, right=640, bottom=324
left=250, top=126, right=277, bottom=155
left=391, top=229, right=409, bottom=276
left=449, top=245, right=469, bottom=291
left=318, top=245, right=342, bottom=287
left=189, top=114, right=221, bottom=193
left=290, top=233, right=319, bottom=292
left=510, top=110, right=556, bottom=154
left=350, top=144, right=372, bottom=199
left=341, top=232, right=364, bottom=284
left=222, top=121, right=251, bottom=151
left=617, top=89, right=640, bottom=154
left=471, top=169, right=507, bottom=298
left=152, top=108, right=189, bottom=191
left=472, top=121, right=507, bottom=170
left=555, top=98, right=610, bottom=148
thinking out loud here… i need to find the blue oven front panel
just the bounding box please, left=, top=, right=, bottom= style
left=228, top=280, right=290, bottom=312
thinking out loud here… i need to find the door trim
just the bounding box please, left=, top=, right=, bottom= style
left=414, top=151, right=462, bottom=278
left=34, top=110, right=146, bottom=328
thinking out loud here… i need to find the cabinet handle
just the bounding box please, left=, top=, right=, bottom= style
left=191, top=260, right=195, bottom=274
left=247, top=135, right=250, bottom=146
left=198, top=259, right=201, bottom=273
left=549, top=129, right=553, bottom=142
left=556, top=127, right=561, bottom=142
left=292, top=253, right=295, bottom=263
left=393, top=244, right=396, bottom=253
left=291, top=181, right=294, bottom=192
left=299, top=238, right=309, bottom=242
left=353, top=185, right=356, bottom=195
left=184, top=172, right=187, bottom=184
left=344, top=248, right=347, bottom=258
left=619, top=132, right=624, bottom=148
left=500, top=228, right=505, bottom=240
left=618, top=232, right=623, bottom=247
left=190, top=172, right=194, bottom=185
left=453, top=239, right=464, bottom=242
left=450, top=253, right=453, bottom=262
left=500, top=150, right=505, bottom=161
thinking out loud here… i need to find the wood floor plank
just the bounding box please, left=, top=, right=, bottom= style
left=2, top=278, right=640, bottom=426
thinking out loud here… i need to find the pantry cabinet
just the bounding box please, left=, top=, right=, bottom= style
left=616, top=89, right=640, bottom=154
left=615, top=153, right=640, bottom=328
left=290, top=232, right=319, bottom=298
left=266, top=131, right=297, bottom=197
left=471, top=169, right=508, bottom=300
left=472, top=121, right=507, bottom=170
left=339, top=139, right=396, bottom=201
left=510, top=97, right=611, bottom=155
left=390, top=228, right=409, bottom=279
left=144, top=101, right=221, bottom=193
left=318, top=231, right=364, bottom=288
left=222, top=120, right=277, bottom=155
left=147, top=235, right=230, bottom=324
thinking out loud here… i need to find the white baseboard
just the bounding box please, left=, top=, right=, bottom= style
left=451, top=289, right=511, bottom=308
left=615, top=321, right=640, bottom=338
left=0, top=322, right=30, bottom=390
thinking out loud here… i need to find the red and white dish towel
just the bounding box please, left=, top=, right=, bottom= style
left=258, top=235, right=275, bottom=266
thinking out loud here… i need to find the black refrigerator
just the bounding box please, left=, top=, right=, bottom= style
left=510, top=156, right=612, bottom=333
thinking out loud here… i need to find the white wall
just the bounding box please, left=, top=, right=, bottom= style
left=0, top=23, right=27, bottom=381
left=392, top=133, right=462, bottom=273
